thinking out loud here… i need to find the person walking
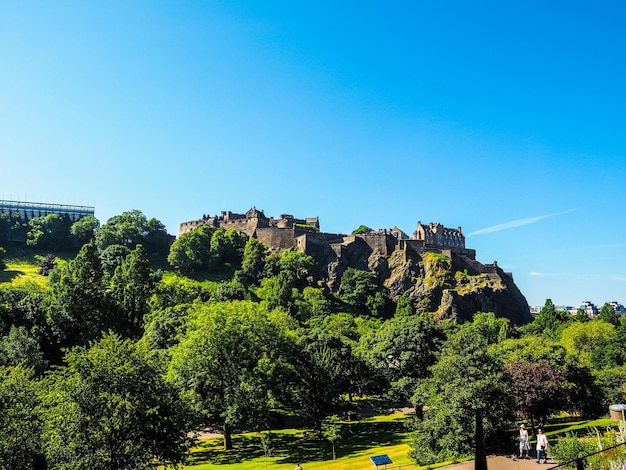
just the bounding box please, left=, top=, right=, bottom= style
left=536, top=429, right=548, bottom=463
left=519, top=424, right=530, bottom=459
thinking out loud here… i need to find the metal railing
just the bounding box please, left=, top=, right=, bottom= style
left=547, top=441, right=626, bottom=469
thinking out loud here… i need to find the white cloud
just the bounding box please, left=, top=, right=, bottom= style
left=466, top=209, right=577, bottom=237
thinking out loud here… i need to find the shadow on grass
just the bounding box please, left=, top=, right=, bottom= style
left=544, top=418, right=613, bottom=436
left=188, top=418, right=409, bottom=466
left=0, top=270, right=21, bottom=283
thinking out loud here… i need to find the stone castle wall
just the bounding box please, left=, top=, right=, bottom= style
left=256, top=227, right=298, bottom=251
left=179, top=208, right=474, bottom=262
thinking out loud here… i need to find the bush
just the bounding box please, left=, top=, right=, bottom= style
left=37, top=254, right=56, bottom=276
left=552, top=429, right=626, bottom=469
left=552, top=433, right=597, bottom=464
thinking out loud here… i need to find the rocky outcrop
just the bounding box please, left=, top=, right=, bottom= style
left=324, top=248, right=532, bottom=326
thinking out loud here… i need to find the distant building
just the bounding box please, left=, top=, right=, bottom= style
left=578, top=300, right=598, bottom=318
left=608, top=301, right=626, bottom=316
left=531, top=300, right=626, bottom=318
left=0, top=199, right=94, bottom=223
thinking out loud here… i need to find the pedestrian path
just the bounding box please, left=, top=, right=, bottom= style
left=443, top=455, right=555, bottom=470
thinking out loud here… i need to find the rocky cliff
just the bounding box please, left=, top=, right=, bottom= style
left=322, top=244, right=532, bottom=325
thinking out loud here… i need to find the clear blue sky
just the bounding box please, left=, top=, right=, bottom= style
left=1, top=1, right=625, bottom=308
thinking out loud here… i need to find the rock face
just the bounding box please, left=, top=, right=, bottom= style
left=324, top=247, right=532, bottom=326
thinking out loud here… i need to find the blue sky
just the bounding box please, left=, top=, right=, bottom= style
left=1, top=1, right=625, bottom=307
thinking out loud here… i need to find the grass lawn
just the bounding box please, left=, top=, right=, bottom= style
left=177, top=413, right=425, bottom=470
left=542, top=417, right=617, bottom=442
left=173, top=415, right=619, bottom=470
left=174, top=413, right=472, bottom=470
left=0, top=260, right=48, bottom=288
left=0, top=249, right=75, bottom=288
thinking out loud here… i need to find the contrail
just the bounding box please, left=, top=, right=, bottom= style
left=466, top=209, right=577, bottom=236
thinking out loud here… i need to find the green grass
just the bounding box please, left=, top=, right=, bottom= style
left=0, top=248, right=75, bottom=288
left=173, top=416, right=619, bottom=470
left=175, top=413, right=422, bottom=470
left=542, top=417, right=616, bottom=442
left=0, top=260, right=48, bottom=288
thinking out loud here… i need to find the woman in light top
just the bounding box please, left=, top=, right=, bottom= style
left=519, top=424, right=530, bottom=459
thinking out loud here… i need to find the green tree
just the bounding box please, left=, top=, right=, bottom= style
left=559, top=320, right=616, bottom=368
left=395, top=292, right=415, bottom=317
left=292, top=286, right=332, bottom=321
left=594, top=364, right=626, bottom=407
left=99, top=244, right=131, bottom=278
left=153, top=276, right=214, bottom=308
left=0, top=246, right=6, bottom=270
left=168, top=300, right=296, bottom=450
left=167, top=226, right=213, bottom=274
left=0, top=364, right=42, bottom=470
left=0, top=325, right=47, bottom=375
left=256, top=274, right=294, bottom=311
left=40, top=332, right=194, bottom=470
left=212, top=279, right=248, bottom=302
left=490, top=335, right=568, bottom=367
left=351, top=225, right=372, bottom=234
left=322, top=415, right=343, bottom=460
left=0, top=286, right=50, bottom=364
left=109, top=245, right=154, bottom=338
left=47, top=243, right=108, bottom=351
left=0, top=211, right=25, bottom=245
left=410, top=326, right=514, bottom=465
left=305, top=313, right=372, bottom=402
left=338, top=268, right=380, bottom=311
left=254, top=252, right=317, bottom=314
left=142, top=304, right=189, bottom=350
left=591, top=316, right=626, bottom=368
left=360, top=314, right=446, bottom=401
left=210, top=228, right=247, bottom=267
left=96, top=210, right=171, bottom=254
left=278, top=251, right=316, bottom=289
left=288, top=341, right=343, bottom=432
left=142, top=217, right=173, bottom=255
left=27, top=213, right=72, bottom=251
left=597, top=302, right=620, bottom=326
left=69, top=215, right=100, bottom=247
left=236, top=237, right=268, bottom=286
left=259, top=431, right=273, bottom=470
left=520, top=299, right=571, bottom=338
left=468, top=311, right=511, bottom=344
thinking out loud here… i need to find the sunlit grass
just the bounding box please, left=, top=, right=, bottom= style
left=0, top=249, right=74, bottom=288
left=543, top=417, right=616, bottom=442
left=0, top=260, right=48, bottom=288
left=168, top=413, right=423, bottom=470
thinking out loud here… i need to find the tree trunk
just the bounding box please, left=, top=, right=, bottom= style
left=223, top=422, right=233, bottom=450
left=474, top=409, right=487, bottom=470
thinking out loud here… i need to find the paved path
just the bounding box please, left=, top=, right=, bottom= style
left=443, top=456, right=556, bottom=470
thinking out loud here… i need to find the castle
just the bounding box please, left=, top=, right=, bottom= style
left=179, top=207, right=477, bottom=261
